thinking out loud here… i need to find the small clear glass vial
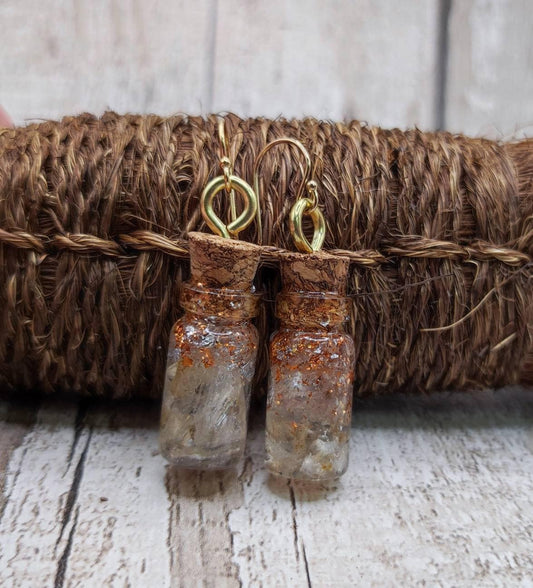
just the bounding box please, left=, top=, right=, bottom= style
left=160, top=232, right=261, bottom=469
left=266, top=252, right=355, bottom=481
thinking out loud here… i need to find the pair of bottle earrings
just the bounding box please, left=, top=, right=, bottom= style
left=159, top=122, right=355, bottom=481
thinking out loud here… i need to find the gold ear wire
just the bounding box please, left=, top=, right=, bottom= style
left=253, top=138, right=326, bottom=252
left=217, top=118, right=238, bottom=224
left=200, top=118, right=259, bottom=239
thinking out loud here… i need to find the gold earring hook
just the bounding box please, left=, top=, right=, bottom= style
left=217, top=118, right=238, bottom=223
left=199, top=118, right=258, bottom=240
left=253, top=138, right=326, bottom=253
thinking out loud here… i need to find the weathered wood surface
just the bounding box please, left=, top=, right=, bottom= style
left=0, top=0, right=434, bottom=130
left=2, top=0, right=533, bottom=134
left=0, top=0, right=215, bottom=124
left=445, top=0, right=533, bottom=137
left=211, top=0, right=440, bottom=128
left=1, top=389, right=532, bottom=586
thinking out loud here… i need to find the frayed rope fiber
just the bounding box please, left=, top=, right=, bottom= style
left=0, top=112, right=531, bottom=398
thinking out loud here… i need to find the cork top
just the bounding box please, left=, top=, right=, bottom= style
left=187, top=232, right=262, bottom=290
left=279, top=250, right=351, bottom=294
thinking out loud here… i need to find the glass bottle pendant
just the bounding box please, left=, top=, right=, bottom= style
left=266, top=252, right=355, bottom=481
left=160, top=232, right=261, bottom=469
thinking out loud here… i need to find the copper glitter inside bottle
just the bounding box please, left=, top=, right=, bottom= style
left=266, top=251, right=355, bottom=481
left=160, top=232, right=261, bottom=469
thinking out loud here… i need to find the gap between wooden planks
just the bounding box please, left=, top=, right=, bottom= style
left=1, top=389, right=532, bottom=587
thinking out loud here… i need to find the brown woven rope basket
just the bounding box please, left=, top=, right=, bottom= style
left=0, top=112, right=531, bottom=399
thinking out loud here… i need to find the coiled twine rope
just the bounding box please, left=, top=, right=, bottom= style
left=0, top=112, right=531, bottom=398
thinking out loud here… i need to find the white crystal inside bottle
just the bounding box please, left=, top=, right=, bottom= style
left=265, top=249, right=355, bottom=482
left=266, top=328, right=355, bottom=480
left=160, top=315, right=258, bottom=469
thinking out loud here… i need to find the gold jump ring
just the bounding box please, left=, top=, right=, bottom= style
left=201, top=175, right=258, bottom=239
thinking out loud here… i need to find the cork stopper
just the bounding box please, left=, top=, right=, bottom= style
left=279, top=251, right=351, bottom=295
left=188, top=232, right=262, bottom=291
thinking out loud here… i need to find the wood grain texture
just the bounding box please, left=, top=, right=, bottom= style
left=0, top=401, right=88, bottom=586
left=60, top=403, right=172, bottom=586
left=0, top=0, right=440, bottom=130
left=0, top=0, right=215, bottom=125
left=1, top=0, right=532, bottom=134
left=212, top=0, right=440, bottom=128
left=445, top=0, right=533, bottom=137
left=1, top=390, right=532, bottom=586
left=0, top=399, right=39, bottom=521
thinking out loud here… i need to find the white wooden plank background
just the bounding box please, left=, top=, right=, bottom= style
left=0, top=0, right=530, bottom=135
left=445, top=0, right=533, bottom=138
left=2, top=0, right=532, bottom=135
left=0, top=0, right=442, bottom=129
left=211, top=0, right=440, bottom=128
left=1, top=390, right=532, bottom=586
left=0, top=0, right=215, bottom=123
